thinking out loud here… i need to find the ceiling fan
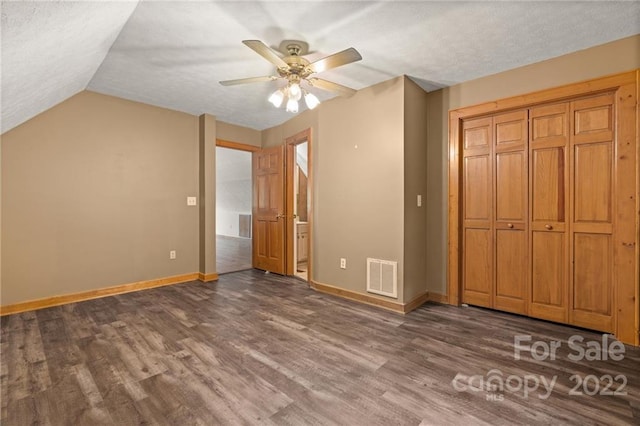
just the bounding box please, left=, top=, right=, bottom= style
left=219, top=40, right=362, bottom=112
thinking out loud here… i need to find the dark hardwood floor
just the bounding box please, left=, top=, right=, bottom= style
left=216, top=235, right=252, bottom=274
left=1, top=270, right=639, bottom=425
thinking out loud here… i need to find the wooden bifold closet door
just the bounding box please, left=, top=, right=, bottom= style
left=462, top=110, right=528, bottom=315
left=529, top=102, right=570, bottom=323
left=462, top=93, right=618, bottom=333
left=452, top=71, right=638, bottom=345
left=569, top=94, right=616, bottom=332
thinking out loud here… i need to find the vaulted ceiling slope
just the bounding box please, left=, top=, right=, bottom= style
left=1, top=1, right=139, bottom=133
left=2, top=1, right=639, bottom=133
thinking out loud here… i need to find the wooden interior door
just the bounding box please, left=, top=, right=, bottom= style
left=569, top=93, right=615, bottom=333
left=529, top=103, right=570, bottom=323
left=252, top=145, right=286, bottom=274
left=493, top=110, right=528, bottom=314
left=462, top=116, right=493, bottom=308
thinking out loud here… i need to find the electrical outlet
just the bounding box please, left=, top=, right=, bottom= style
left=340, top=258, right=346, bottom=269
left=187, top=196, right=197, bottom=206
left=169, top=250, right=176, bottom=260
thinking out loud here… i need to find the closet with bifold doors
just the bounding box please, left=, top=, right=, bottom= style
left=456, top=73, right=638, bottom=344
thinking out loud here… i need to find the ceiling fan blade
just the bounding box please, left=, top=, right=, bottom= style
left=306, top=47, right=362, bottom=74
left=219, top=76, right=278, bottom=86
left=308, top=78, right=357, bottom=96
left=242, top=40, right=289, bottom=69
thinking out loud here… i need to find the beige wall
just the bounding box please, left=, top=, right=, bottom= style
left=425, top=34, right=640, bottom=295
left=199, top=114, right=217, bottom=275
left=3, top=34, right=637, bottom=308
left=315, top=77, right=406, bottom=300
left=216, top=121, right=261, bottom=147
left=403, top=77, right=429, bottom=302
left=0, top=139, right=2, bottom=292
left=1, top=91, right=200, bottom=305
left=425, top=89, right=447, bottom=296
left=262, top=108, right=318, bottom=149
left=262, top=77, right=418, bottom=303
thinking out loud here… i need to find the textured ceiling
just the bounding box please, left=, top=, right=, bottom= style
left=2, top=1, right=639, bottom=133
left=1, top=0, right=138, bottom=133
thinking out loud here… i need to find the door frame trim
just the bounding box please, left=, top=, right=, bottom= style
left=285, top=128, right=313, bottom=282
left=448, top=70, right=638, bottom=344
left=216, top=139, right=260, bottom=152
left=215, top=139, right=259, bottom=273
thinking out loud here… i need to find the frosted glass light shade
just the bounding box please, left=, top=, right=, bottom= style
left=286, top=98, right=299, bottom=113
left=268, top=89, right=285, bottom=107
left=288, top=83, right=302, bottom=101
left=304, top=92, right=320, bottom=110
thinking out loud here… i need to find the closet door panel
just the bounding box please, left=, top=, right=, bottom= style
left=529, top=103, right=570, bottom=323
left=531, top=147, right=565, bottom=223
left=495, top=228, right=527, bottom=313
left=494, top=110, right=528, bottom=314
left=573, top=98, right=613, bottom=144
left=532, top=106, right=567, bottom=141
left=573, top=234, right=612, bottom=312
left=496, top=151, right=525, bottom=221
left=495, top=111, right=527, bottom=150
left=464, top=155, right=491, bottom=221
left=569, top=94, right=615, bottom=332
left=462, top=117, right=493, bottom=308
left=530, top=231, right=567, bottom=322
left=574, top=143, right=612, bottom=223
left=463, top=228, right=492, bottom=306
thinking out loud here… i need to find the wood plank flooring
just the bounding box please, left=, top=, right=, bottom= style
left=1, top=270, right=639, bottom=425
left=216, top=235, right=252, bottom=274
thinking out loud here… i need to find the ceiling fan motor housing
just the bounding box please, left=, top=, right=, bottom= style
left=279, top=56, right=311, bottom=79
left=279, top=40, right=310, bottom=56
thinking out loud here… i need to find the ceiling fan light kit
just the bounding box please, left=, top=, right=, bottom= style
left=304, top=91, right=320, bottom=110
left=286, top=97, right=299, bottom=113
left=220, top=40, right=362, bottom=114
left=268, top=89, right=285, bottom=108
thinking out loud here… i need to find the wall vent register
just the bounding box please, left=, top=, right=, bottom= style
left=366, top=258, right=398, bottom=298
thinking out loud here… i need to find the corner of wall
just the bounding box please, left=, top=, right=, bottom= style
left=423, top=88, right=449, bottom=296
left=0, top=136, right=3, bottom=298
left=2, top=93, right=201, bottom=306
left=198, top=114, right=217, bottom=276
left=402, top=76, right=430, bottom=302
left=216, top=120, right=262, bottom=147
left=313, top=76, right=406, bottom=302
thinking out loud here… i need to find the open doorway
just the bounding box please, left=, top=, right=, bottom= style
left=285, top=129, right=312, bottom=282
left=216, top=145, right=253, bottom=274
left=293, top=142, right=309, bottom=280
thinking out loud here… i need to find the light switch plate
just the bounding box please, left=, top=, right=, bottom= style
left=187, top=196, right=197, bottom=206
left=417, top=195, right=422, bottom=207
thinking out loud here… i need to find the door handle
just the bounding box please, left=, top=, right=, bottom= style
left=276, top=214, right=298, bottom=220
left=545, top=224, right=553, bottom=230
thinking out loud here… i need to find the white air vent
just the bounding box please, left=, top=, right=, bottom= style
left=366, top=258, right=398, bottom=298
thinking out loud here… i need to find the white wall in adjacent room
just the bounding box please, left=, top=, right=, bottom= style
left=216, top=147, right=252, bottom=237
